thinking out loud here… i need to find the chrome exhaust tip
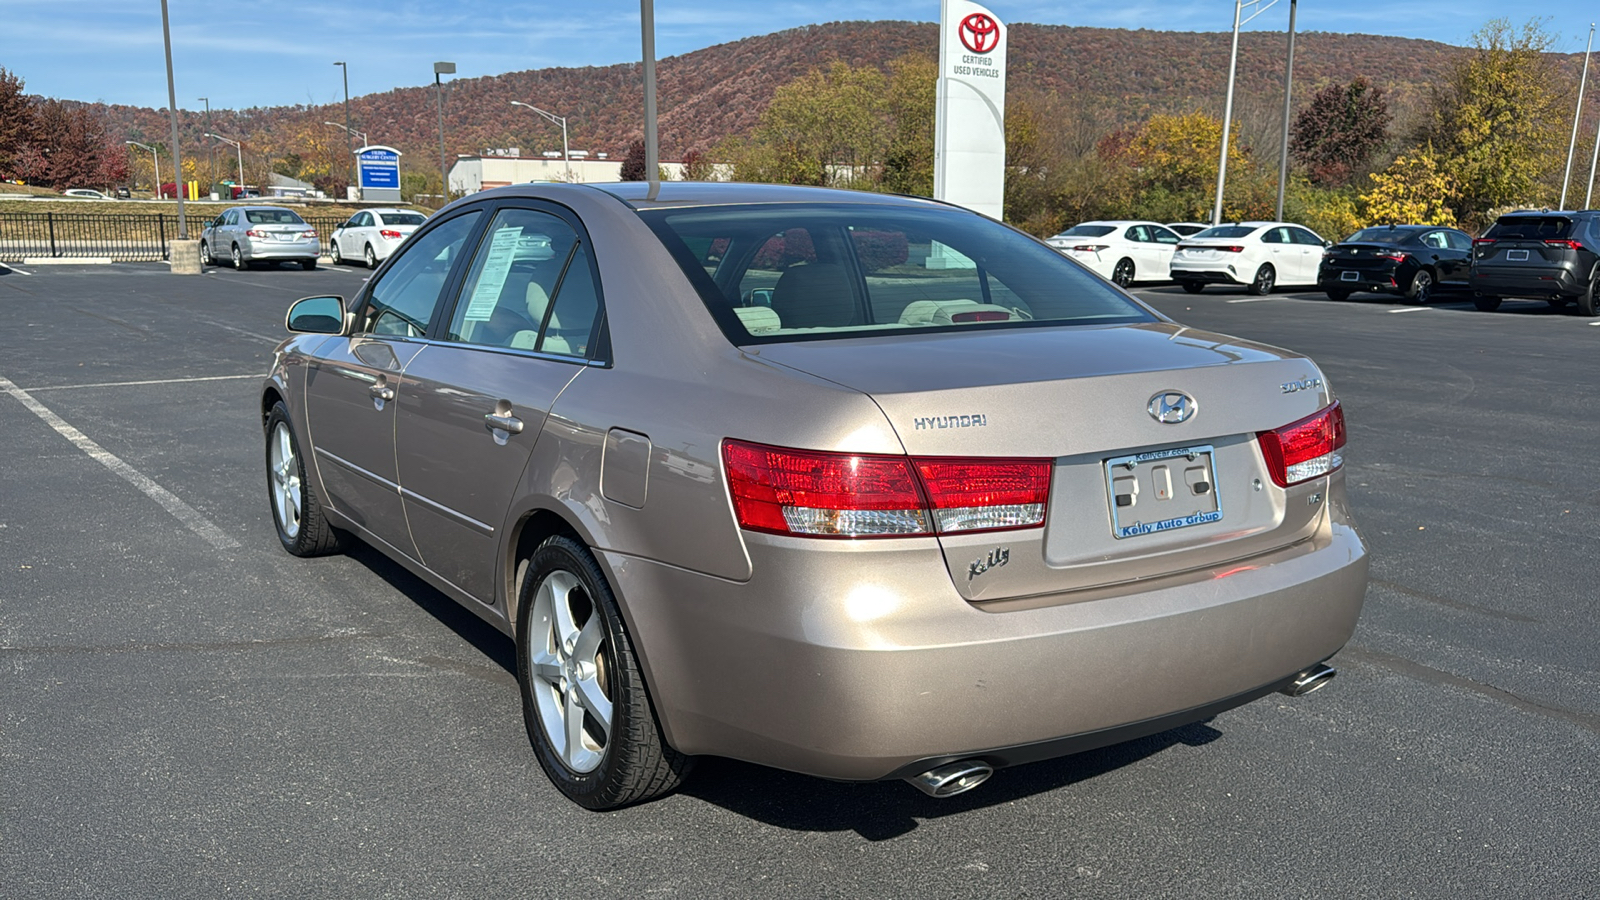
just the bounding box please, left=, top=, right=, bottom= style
left=1280, top=662, right=1337, bottom=697
left=906, top=759, right=994, bottom=798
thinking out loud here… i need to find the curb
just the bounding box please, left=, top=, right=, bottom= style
left=21, top=257, right=113, bottom=265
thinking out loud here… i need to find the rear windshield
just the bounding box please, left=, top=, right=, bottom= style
left=1342, top=228, right=1414, bottom=244
left=1192, top=225, right=1258, bottom=239
left=641, top=204, right=1156, bottom=344
left=244, top=209, right=307, bottom=225
left=1485, top=216, right=1572, bottom=240
left=383, top=212, right=427, bottom=226
left=1053, top=224, right=1116, bottom=238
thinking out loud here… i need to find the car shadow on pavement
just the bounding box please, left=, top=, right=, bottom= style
left=679, top=721, right=1223, bottom=841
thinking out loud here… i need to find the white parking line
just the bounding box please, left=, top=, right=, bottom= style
left=1387, top=307, right=1430, bottom=314
left=0, top=262, right=33, bottom=275
left=27, top=374, right=260, bottom=392
left=1226, top=297, right=1272, bottom=303
left=1590, top=321, right=1600, bottom=326
left=0, top=375, right=239, bottom=550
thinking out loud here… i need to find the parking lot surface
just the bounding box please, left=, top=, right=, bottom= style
left=2, top=262, right=1596, bottom=898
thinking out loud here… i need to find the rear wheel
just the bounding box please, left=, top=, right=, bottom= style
left=1180, top=281, right=1205, bottom=294
left=1112, top=258, right=1135, bottom=288
left=1247, top=264, right=1275, bottom=296
left=364, top=244, right=378, bottom=269
left=1473, top=293, right=1502, bottom=312
left=517, top=535, right=691, bottom=809
left=1579, top=269, right=1600, bottom=317
left=1325, top=289, right=1351, bottom=302
left=1405, top=269, right=1434, bottom=304
left=301, top=258, right=317, bottom=270
left=265, top=402, right=342, bottom=557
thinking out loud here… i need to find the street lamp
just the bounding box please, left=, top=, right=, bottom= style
left=1274, top=0, right=1297, bottom=221
left=435, top=61, right=456, bottom=206
left=510, top=101, right=571, bottom=182
left=1214, top=0, right=1280, bottom=225
left=324, top=121, right=370, bottom=147
left=641, top=0, right=658, bottom=182
left=206, top=133, right=244, bottom=195
left=125, top=141, right=160, bottom=198
left=334, top=61, right=354, bottom=196
left=198, top=96, right=212, bottom=189
left=159, top=0, right=187, bottom=238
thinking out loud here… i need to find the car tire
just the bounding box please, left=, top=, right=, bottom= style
left=301, top=258, right=317, bottom=270
left=200, top=241, right=213, bottom=266
left=1579, top=269, right=1600, bottom=317
left=516, top=534, right=692, bottom=810
left=231, top=243, right=245, bottom=270
left=1247, top=264, right=1275, bottom=296
left=1405, top=269, right=1434, bottom=305
left=1325, top=289, right=1352, bottom=302
left=265, top=402, right=342, bottom=557
left=364, top=244, right=378, bottom=269
left=1112, top=258, right=1135, bottom=288
left=1473, top=293, right=1502, bottom=312
left=1180, top=281, right=1205, bottom=294
left=330, top=241, right=343, bottom=265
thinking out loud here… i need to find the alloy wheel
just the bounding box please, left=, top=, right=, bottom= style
left=1411, top=270, right=1432, bottom=304
left=268, top=422, right=302, bottom=540
left=526, top=569, right=613, bottom=774
left=1113, top=258, right=1134, bottom=288
left=231, top=244, right=244, bottom=269
left=364, top=244, right=377, bottom=269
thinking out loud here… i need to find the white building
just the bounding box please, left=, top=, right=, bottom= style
left=448, top=154, right=690, bottom=195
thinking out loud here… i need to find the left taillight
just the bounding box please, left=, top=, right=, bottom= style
left=1257, top=401, right=1346, bottom=488
left=722, top=439, right=1051, bottom=538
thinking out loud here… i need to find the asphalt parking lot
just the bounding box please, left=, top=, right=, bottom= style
left=2, top=260, right=1596, bottom=899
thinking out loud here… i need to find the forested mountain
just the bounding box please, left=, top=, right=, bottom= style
left=79, top=21, right=1481, bottom=170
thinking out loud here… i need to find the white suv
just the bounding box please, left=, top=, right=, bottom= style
left=1170, top=222, right=1329, bottom=295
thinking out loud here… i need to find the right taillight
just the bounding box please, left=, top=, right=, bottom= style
left=1257, top=401, right=1346, bottom=488
left=722, top=440, right=1051, bottom=538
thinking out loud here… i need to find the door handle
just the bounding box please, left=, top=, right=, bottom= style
left=484, top=412, right=524, bottom=435
left=369, top=383, right=395, bottom=402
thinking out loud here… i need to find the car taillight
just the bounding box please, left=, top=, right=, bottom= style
left=722, top=440, right=1051, bottom=538
left=1377, top=252, right=1408, bottom=263
left=380, top=229, right=402, bottom=239
left=245, top=228, right=266, bottom=238
left=304, top=229, right=318, bottom=239
left=1544, top=239, right=1584, bottom=251
left=1072, top=244, right=1110, bottom=252
left=1257, top=401, right=1345, bottom=488
left=1217, top=245, right=1244, bottom=253
left=1472, top=238, right=1496, bottom=247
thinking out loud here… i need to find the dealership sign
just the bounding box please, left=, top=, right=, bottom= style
left=934, top=0, right=1007, bottom=220
left=356, top=145, right=402, bottom=201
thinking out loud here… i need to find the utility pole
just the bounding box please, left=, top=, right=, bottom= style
left=1274, top=0, right=1298, bottom=221
left=1214, top=0, right=1280, bottom=225
left=198, top=97, right=211, bottom=192
left=641, top=0, right=659, bottom=182
left=334, top=62, right=353, bottom=198
left=1562, top=24, right=1595, bottom=210
left=159, top=0, right=186, bottom=238
left=435, top=62, right=456, bottom=207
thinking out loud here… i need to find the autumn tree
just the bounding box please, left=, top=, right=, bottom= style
left=1360, top=146, right=1461, bottom=226
left=1119, top=111, right=1254, bottom=222
left=12, top=99, right=127, bottom=190
left=1419, top=18, right=1567, bottom=226
left=681, top=148, right=715, bottom=181
left=0, top=68, right=35, bottom=180
left=729, top=60, right=888, bottom=187
left=880, top=54, right=936, bottom=197
left=620, top=139, right=647, bottom=181
left=1289, top=77, right=1391, bottom=186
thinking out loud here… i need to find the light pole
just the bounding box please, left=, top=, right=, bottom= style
left=159, top=0, right=186, bottom=238
left=206, top=133, right=244, bottom=195
left=125, top=141, right=160, bottom=197
left=1274, top=0, right=1297, bottom=221
left=198, top=96, right=211, bottom=190
left=1562, top=24, right=1596, bottom=210
left=435, top=61, right=456, bottom=206
left=324, top=122, right=369, bottom=146
left=510, top=101, right=571, bottom=182
left=334, top=61, right=354, bottom=197
left=1214, top=0, right=1280, bottom=225
left=641, top=0, right=659, bottom=182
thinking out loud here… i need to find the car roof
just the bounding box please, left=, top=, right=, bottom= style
left=583, top=180, right=950, bottom=211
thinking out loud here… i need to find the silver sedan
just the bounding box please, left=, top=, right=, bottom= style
left=201, top=205, right=320, bottom=270
left=262, top=182, right=1367, bottom=809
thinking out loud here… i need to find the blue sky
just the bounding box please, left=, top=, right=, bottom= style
left=5, top=2, right=1595, bottom=110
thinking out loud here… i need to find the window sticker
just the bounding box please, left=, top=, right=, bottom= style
left=462, top=226, right=524, bottom=322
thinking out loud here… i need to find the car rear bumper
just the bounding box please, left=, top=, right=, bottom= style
left=1318, top=269, right=1402, bottom=294
left=1171, top=265, right=1244, bottom=285
left=604, top=485, right=1368, bottom=782
left=244, top=239, right=320, bottom=260
left=1471, top=265, right=1583, bottom=297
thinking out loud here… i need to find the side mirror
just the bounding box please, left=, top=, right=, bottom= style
left=1324, top=240, right=1333, bottom=248
left=286, top=295, right=347, bottom=334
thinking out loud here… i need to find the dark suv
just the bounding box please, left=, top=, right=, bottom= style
left=1470, top=211, right=1600, bottom=315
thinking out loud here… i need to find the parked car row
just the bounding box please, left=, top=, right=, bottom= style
left=1047, top=210, right=1600, bottom=316
left=197, top=205, right=429, bottom=271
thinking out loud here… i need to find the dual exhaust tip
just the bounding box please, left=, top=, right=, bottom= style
left=904, top=663, right=1336, bottom=798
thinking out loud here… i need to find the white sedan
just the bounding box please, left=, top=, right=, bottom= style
left=1170, top=222, right=1329, bottom=295
left=329, top=208, right=428, bottom=268
left=1044, top=221, right=1182, bottom=287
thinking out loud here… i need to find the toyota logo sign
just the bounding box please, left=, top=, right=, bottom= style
left=959, top=13, right=1000, bottom=54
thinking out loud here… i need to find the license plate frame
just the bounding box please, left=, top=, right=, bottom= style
left=1507, top=249, right=1529, bottom=261
left=1104, top=444, right=1223, bottom=540
left=1340, top=270, right=1359, bottom=281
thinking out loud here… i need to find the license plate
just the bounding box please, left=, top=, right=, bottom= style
left=277, top=233, right=296, bottom=241
left=1104, top=445, right=1222, bottom=539
left=1507, top=249, right=1529, bottom=261
left=1341, top=270, right=1359, bottom=281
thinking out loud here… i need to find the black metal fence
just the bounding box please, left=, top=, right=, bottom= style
left=0, top=212, right=348, bottom=262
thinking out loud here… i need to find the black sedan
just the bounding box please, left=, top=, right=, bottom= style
left=1317, top=225, right=1473, bottom=303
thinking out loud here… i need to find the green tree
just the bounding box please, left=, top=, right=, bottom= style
left=880, top=54, right=936, bottom=197
left=730, top=60, right=888, bottom=188
left=1420, top=18, right=1566, bottom=226
left=1360, top=146, right=1461, bottom=226
left=1289, top=77, right=1391, bottom=187
left=1119, top=112, right=1254, bottom=221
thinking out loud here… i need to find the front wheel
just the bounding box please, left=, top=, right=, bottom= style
left=200, top=241, right=213, bottom=266
left=1405, top=269, right=1434, bottom=305
left=1111, top=258, right=1135, bottom=288
left=330, top=241, right=343, bottom=265
left=265, top=402, right=342, bottom=557
left=517, top=535, right=692, bottom=809
left=1247, top=264, right=1276, bottom=296
left=1473, top=293, right=1502, bottom=312
left=1180, top=281, right=1205, bottom=294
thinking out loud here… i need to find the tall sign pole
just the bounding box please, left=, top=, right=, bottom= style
left=434, top=62, right=455, bottom=207
left=933, top=0, right=1007, bottom=220
left=1274, top=0, right=1298, bottom=221
left=641, top=0, right=659, bottom=182
left=160, top=0, right=186, bottom=238
left=1561, top=24, right=1595, bottom=210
